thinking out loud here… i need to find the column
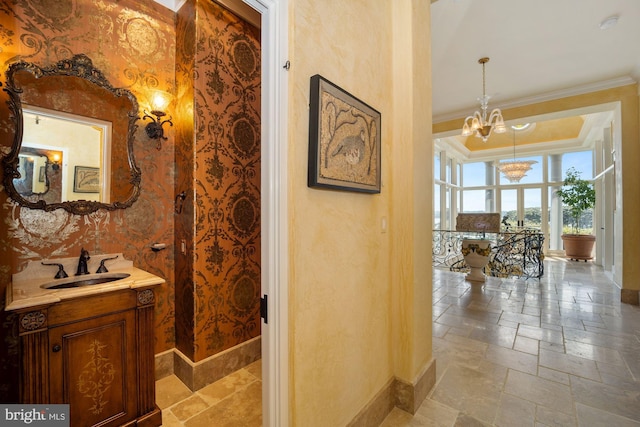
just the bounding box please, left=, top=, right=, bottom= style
left=485, top=161, right=495, bottom=213
left=549, top=154, right=563, bottom=250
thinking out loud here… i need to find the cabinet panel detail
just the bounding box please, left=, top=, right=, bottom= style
left=137, top=289, right=155, bottom=306
left=20, top=331, right=49, bottom=403
left=137, top=306, right=155, bottom=413
left=19, top=310, right=47, bottom=333
left=77, top=338, right=117, bottom=415
left=49, top=310, right=137, bottom=427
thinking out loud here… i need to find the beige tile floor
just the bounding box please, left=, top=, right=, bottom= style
left=157, top=258, right=640, bottom=426
left=382, top=257, right=640, bottom=427
left=156, top=360, right=262, bottom=427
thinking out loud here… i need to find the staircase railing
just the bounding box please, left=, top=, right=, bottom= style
left=432, top=229, right=545, bottom=279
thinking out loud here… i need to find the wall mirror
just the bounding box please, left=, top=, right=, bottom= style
left=2, top=54, right=141, bottom=215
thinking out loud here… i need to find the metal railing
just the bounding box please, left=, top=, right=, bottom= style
left=432, top=229, right=545, bottom=279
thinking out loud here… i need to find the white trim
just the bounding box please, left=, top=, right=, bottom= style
left=434, top=102, right=620, bottom=163
left=155, top=1, right=290, bottom=423
left=434, top=76, right=636, bottom=124
left=592, top=164, right=614, bottom=182
left=216, top=0, right=261, bottom=28
left=152, top=0, right=186, bottom=12
left=241, top=0, right=290, bottom=426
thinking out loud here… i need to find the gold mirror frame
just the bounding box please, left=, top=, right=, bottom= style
left=2, top=54, right=141, bottom=215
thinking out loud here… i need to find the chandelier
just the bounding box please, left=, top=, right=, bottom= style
left=461, top=57, right=506, bottom=142
left=496, top=128, right=537, bottom=183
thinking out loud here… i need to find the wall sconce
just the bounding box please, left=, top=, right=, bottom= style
left=143, top=90, right=173, bottom=150
left=50, top=153, right=60, bottom=171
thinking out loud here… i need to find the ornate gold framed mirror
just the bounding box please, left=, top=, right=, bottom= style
left=2, top=54, right=141, bottom=215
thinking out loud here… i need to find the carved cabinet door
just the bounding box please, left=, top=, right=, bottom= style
left=48, top=309, right=138, bottom=427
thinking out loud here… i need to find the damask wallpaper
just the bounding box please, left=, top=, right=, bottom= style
left=176, top=0, right=261, bottom=362
left=0, top=0, right=176, bottom=401
left=0, top=0, right=261, bottom=400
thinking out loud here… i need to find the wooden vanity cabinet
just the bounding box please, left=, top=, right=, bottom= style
left=15, top=287, right=161, bottom=427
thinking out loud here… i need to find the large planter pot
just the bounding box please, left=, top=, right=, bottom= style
left=561, top=234, right=596, bottom=261
left=461, top=239, right=491, bottom=282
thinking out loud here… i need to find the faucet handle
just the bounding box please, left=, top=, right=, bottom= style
left=96, top=255, right=119, bottom=273
left=41, top=262, right=69, bottom=279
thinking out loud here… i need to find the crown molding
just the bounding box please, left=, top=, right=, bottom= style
left=433, top=76, right=636, bottom=124
left=153, top=0, right=185, bottom=11
left=152, top=0, right=259, bottom=27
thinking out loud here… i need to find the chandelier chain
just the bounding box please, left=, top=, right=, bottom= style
left=482, top=61, right=486, bottom=100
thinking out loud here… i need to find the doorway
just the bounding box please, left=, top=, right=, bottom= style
left=499, top=187, right=543, bottom=231
left=234, top=1, right=288, bottom=426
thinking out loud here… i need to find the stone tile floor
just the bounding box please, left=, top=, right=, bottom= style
left=382, top=257, right=640, bottom=426
left=156, top=258, right=640, bottom=426
left=156, top=360, right=261, bottom=426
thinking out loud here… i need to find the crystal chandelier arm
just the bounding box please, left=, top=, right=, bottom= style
left=462, top=112, right=484, bottom=136
left=462, top=117, right=473, bottom=136
left=487, top=109, right=502, bottom=123
left=471, top=111, right=483, bottom=129
left=488, top=108, right=506, bottom=133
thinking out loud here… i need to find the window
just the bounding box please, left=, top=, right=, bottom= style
left=463, top=162, right=487, bottom=187
left=433, top=184, right=440, bottom=229
left=462, top=190, right=486, bottom=213
left=561, top=151, right=593, bottom=180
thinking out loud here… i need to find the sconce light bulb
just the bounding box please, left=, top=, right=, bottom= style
left=53, top=154, right=60, bottom=162
left=150, top=90, right=171, bottom=112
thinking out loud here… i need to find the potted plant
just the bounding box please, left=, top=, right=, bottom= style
left=555, top=167, right=596, bottom=261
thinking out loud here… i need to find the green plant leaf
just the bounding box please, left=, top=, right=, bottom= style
left=555, top=167, right=596, bottom=234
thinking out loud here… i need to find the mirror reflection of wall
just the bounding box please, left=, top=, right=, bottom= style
left=15, top=147, right=63, bottom=204
left=15, top=154, right=46, bottom=195
left=22, top=107, right=111, bottom=203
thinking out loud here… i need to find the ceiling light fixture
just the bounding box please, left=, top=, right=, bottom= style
left=461, top=57, right=506, bottom=142
left=496, top=128, right=537, bottom=183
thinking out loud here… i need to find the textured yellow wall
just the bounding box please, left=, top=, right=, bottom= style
left=390, top=0, right=433, bottom=383
left=289, top=0, right=432, bottom=424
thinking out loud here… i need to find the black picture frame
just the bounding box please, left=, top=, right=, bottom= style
left=308, top=75, right=381, bottom=193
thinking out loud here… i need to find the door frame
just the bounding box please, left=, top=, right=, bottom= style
left=498, top=186, right=548, bottom=248
left=241, top=0, right=289, bottom=426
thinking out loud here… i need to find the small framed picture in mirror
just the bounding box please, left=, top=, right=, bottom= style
left=73, top=166, right=100, bottom=193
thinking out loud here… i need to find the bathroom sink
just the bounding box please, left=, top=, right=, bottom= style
left=41, top=273, right=131, bottom=289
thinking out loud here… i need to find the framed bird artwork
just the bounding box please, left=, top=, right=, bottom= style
left=308, top=74, right=381, bottom=193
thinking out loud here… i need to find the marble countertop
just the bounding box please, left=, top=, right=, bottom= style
left=5, top=253, right=165, bottom=311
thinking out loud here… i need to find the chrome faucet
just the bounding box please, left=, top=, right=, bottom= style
left=76, top=248, right=90, bottom=275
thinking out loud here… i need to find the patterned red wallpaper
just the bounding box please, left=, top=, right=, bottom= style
left=0, top=0, right=261, bottom=400
left=176, top=0, right=261, bottom=362
left=0, top=0, right=176, bottom=401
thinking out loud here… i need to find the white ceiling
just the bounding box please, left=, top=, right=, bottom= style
left=431, top=0, right=640, bottom=123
